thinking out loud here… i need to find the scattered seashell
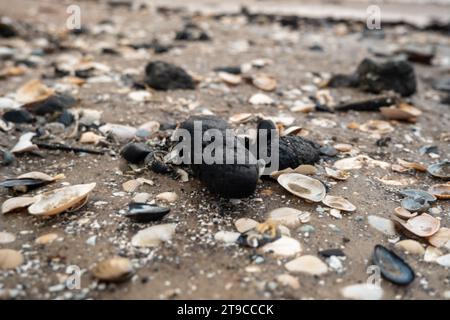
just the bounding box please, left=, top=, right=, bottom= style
left=15, top=79, right=54, bottom=103
left=79, top=132, right=105, bottom=145
left=124, top=202, right=170, bottom=222
left=128, top=90, right=152, bottom=102
left=282, top=126, right=308, bottom=137
left=0, top=231, right=15, bottom=244
left=325, top=167, right=350, bottom=181
left=277, top=173, right=326, bottom=202
left=99, top=123, right=137, bottom=142
left=276, top=274, right=300, bottom=289
left=291, top=101, right=315, bottom=113
left=270, top=165, right=316, bottom=179
left=35, top=233, right=59, bottom=245
left=436, top=254, right=450, bottom=267
left=395, top=240, right=425, bottom=255
left=333, top=143, right=353, bottom=153
left=131, top=223, right=176, bottom=247
left=11, top=132, right=38, bottom=154
left=398, top=213, right=440, bottom=237
left=428, top=184, right=450, bottom=199
left=2, top=196, right=36, bottom=214
left=249, top=93, right=274, bottom=105
left=235, top=218, right=259, bottom=233
left=28, top=183, right=96, bottom=216
left=427, top=161, right=450, bottom=180
left=322, top=195, right=356, bottom=212
left=401, top=198, right=430, bottom=213
left=394, top=207, right=417, bottom=219
left=214, top=231, right=241, bottom=244
left=252, top=74, right=277, bottom=91
left=156, top=192, right=178, bottom=203
left=0, top=172, right=64, bottom=193
left=372, top=245, right=415, bottom=285
left=424, top=246, right=442, bottom=262
left=359, top=120, right=394, bottom=135
left=0, top=249, right=24, bottom=269
left=133, top=192, right=151, bottom=203
left=285, top=255, right=328, bottom=275
left=428, top=228, right=450, bottom=248
left=334, top=155, right=389, bottom=170
left=311, top=118, right=336, bottom=128
left=329, top=208, right=342, bottom=219
left=237, top=221, right=281, bottom=248
left=229, top=113, right=253, bottom=124
left=218, top=72, right=242, bottom=85
left=341, top=284, right=383, bottom=300
left=122, top=179, right=142, bottom=193
left=261, top=236, right=302, bottom=257
left=267, top=207, right=303, bottom=227
left=399, top=190, right=437, bottom=203
left=92, top=257, right=133, bottom=282
left=368, top=215, right=397, bottom=236
left=380, top=103, right=422, bottom=121
left=397, top=159, right=427, bottom=172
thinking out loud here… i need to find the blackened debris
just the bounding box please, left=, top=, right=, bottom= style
left=120, top=143, right=152, bottom=164
left=175, top=23, right=211, bottom=41
left=2, top=109, right=34, bottom=124
left=144, top=61, right=196, bottom=91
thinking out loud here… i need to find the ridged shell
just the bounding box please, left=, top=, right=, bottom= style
left=0, top=249, right=24, bottom=269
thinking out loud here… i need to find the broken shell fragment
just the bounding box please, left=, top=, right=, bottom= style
left=267, top=207, right=304, bottom=227
left=249, top=93, right=274, bottom=105
left=11, top=132, right=38, bottom=154
left=28, top=183, right=96, bottom=216
left=397, top=159, right=427, bottom=172
left=380, top=103, right=422, bottom=121
left=341, top=284, right=383, bottom=300
left=428, top=228, right=450, bottom=248
left=131, top=223, right=176, bottom=247
left=79, top=132, right=105, bottom=145
left=427, top=161, right=450, bottom=180
left=399, top=213, right=440, bottom=237
left=234, top=218, right=259, bottom=233
left=92, top=257, right=134, bottom=282
left=15, top=79, right=54, bottom=103
left=251, top=74, right=277, bottom=91
left=260, top=236, right=302, bottom=257
left=218, top=72, right=242, bottom=85
left=424, top=246, right=442, bottom=262
left=1, top=196, right=36, bottom=214
left=359, top=120, right=394, bottom=135
left=285, top=255, right=328, bottom=275
left=372, top=245, right=415, bottom=285
left=394, top=207, right=417, bottom=219
left=35, top=233, right=59, bottom=245
left=156, top=192, right=178, bottom=203
left=277, top=173, right=326, bottom=202
left=0, top=249, right=24, bottom=269
left=325, top=167, right=350, bottom=181
left=322, top=195, right=356, bottom=212
left=124, top=202, right=170, bottom=222
left=428, top=184, right=450, bottom=199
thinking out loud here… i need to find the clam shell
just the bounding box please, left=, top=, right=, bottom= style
left=122, top=179, right=142, bottom=193
left=1, top=196, right=36, bottom=214
left=285, top=255, right=328, bottom=275
left=395, top=240, right=425, bottom=255
left=399, top=189, right=435, bottom=201
left=322, top=195, right=356, bottom=212
left=0, top=249, right=24, bottom=269
left=249, top=93, right=274, bottom=105
left=92, top=257, right=133, bottom=282
left=424, top=246, right=442, bottom=262
left=125, top=202, right=170, bottom=222
left=282, top=126, right=308, bottom=137
left=252, top=74, right=277, bottom=91
left=156, top=192, right=178, bottom=203
left=28, top=183, right=96, bottom=216
left=401, top=198, right=429, bottom=212
left=380, top=103, right=421, bottom=121
left=270, top=165, right=316, bottom=179
left=131, top=223, right=176, bottom=247
left=229, top=113, right=253, bottom=124
left=333, top=143, right=353, bottom=153
left=428, top=183, right=450, bottom=199
left=359, top=120, right=394, bottom=134
left=325, top=167, right=350, bottom=180
left=427, top=161, right=450, bottom=180
left=267, top=207, right=303, bottom=227
left=234, top=218, right=259, bottom=233
left=219, top=72, right=242, bottom=85
left=397, top=159, right=427, bottom=172
left=394, top=207, right=417, bottom=219
left=15, top=79, right=54, bottom=103
left=399, top=213, right=440, bottom=237
left=372, top=245, right=415, bottom=285
left=260, top=236, right=302, bottom=257
left=277, top=173, right=326, bottom=202
left=428, top=227, right=450, bottom=248
left=0, top=231, right=16, bottom=244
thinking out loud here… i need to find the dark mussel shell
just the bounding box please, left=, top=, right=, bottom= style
left=124, top=202, right=170, bottom=222
left=372, top=245, right=415, bottom=286
left=144, top=61, right=195, bottom=91
left=120, top=143, right=152, bottom=164
left=23, top=93, right=78, bottom=116
left=2, top=109, right=34, bottom=124
left=427, top=161, right=450, bottom=180
left=401, top=197, right=430, bottom=213
left=0, top=178, right=49, bottom=193
left=399, top=189, right=437, bottom=203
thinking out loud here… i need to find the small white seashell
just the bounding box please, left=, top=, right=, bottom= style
left=285, top=255, right=328, bottom=275
left=341, top=284, right=383, bottom=300
left=277, top=173, right=326, bottom=202
left=35, top=233, right=59, bottom=245
left=156, top=192, right=178, bottom=203
left=249, top=93, right=274, bottom=105
left=267, top=207, right=303, bottom=227
left=214, top=231, right=240, bottom=244
left=2, top=196, right=36, bottom=214
left=424, top=246, right=442, bottom=262
left=131, top=223, right=176, bottom=247
left=322, top=195, right=356, bottom=212
left=260, top=236, right=302, bottom=257
left=11, top=132, right=38, bottom=153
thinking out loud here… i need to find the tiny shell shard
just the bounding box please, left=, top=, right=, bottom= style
left=277, top=173, right=326, bottom=202
left=28, top=183, right=96, bottom=216
left=15, top=79, right=54, bottom=103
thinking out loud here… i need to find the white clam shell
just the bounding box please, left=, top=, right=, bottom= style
left=322, top=195, right=356, bottom=212
left=285, top=255, right=328, bottom=275
left=2, top=196, right=36, bottom=214
left=277, top=173, right=326, bottom=202
left=28, top=183, right=96, bottom=216
left=131, top=223, right=176, bottom=247
left=341, top=284, right=383, bottom=300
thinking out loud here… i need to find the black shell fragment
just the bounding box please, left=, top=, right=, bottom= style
left=120, top=143, right=152, bottom=164
left=144, top=61, right=196, bottom=91
left=0, top=178, right=49, bottom=193
left=23, top=93, right=78, bottom=115
left=372, top=245, right=415, bottom=286
left=124, top=202, right=170, bottom=222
